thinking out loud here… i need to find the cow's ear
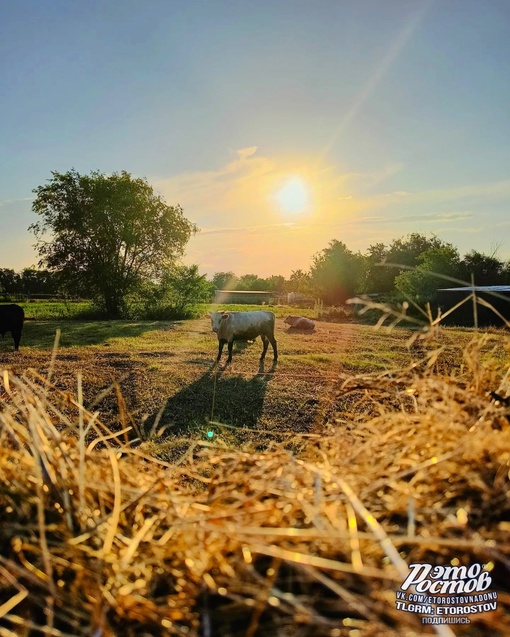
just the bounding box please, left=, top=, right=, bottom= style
left=221, top=312, right=229, bottom=319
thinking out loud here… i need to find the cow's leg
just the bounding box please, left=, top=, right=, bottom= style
left=268, top=335, right=278, bottom=361
left=226, top=340, right=234, bottom=363
left=217, top=339, right=226, bottom=361
left=12, top=329, right=21, bottom=351
left=260, top=335, right=269, bottom=360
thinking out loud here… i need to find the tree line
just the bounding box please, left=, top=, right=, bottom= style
left=2, top=168, right=509, bottom=318
left=0, top=267, right=63, bottom=299
left=297, top=235, right=510, bottom=305
left=5, top=233, right=508, bottom=309
left=212, top=235, right=510, bottom=307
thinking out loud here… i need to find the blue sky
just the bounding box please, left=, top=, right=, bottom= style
left=1, top=0, right=510, bottom=277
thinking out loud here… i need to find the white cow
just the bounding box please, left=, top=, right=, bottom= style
left=284, top=315, right=315, bottom=330
left=210, top=311, right=278, bottom=363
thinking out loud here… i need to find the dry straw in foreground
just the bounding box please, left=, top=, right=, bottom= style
left=0, top=325, right=509, bottom=636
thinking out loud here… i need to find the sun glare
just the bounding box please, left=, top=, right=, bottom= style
left=276, top=177, right=310, bottom=215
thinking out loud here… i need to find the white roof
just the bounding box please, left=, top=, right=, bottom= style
left=439, top=286, right=510, bottom=292
left=215, top=289, right=271, bottom=293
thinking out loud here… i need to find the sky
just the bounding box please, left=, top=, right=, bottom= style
left=1, top=0, right=510, bottom=278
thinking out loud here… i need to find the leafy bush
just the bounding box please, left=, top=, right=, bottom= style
left=130, top=264, right=214, bottom=320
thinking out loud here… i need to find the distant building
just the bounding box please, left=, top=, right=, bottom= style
left=437, top=286, right=510, bottom=327
left=286, top=292, right=315, bottom=307
left=213, top=290, right=273, bottom=304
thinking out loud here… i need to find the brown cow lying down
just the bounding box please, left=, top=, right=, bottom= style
left=284, top=315, right=315, bottom=330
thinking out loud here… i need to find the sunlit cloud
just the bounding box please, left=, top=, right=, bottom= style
left=198, top=222, right=296, bottom=236
left=357, top=210, right=474, bottom=225
left=151, top=147, right=510, bottom=276
left=295, top=210, right=473, bottom=229
left=0, top=196, right=34, bottom=207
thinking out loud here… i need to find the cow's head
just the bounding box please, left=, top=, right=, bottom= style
left=210, top=311, right=230, bottom=333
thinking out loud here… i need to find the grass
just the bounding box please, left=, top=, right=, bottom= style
left=7, top=319, right=163, bottom=349
left=8, top=299, right=321, bottom=323
left=0, top=313, right=489, bottom=447
left=16, top=300, right=95, bottom=320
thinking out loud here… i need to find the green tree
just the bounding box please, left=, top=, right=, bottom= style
left=394, top=243, right=462, bottom=305
left=387, top=233, right=443, bottom=267
left=288, top=269, right=312, bottom=295
left=362, top=242, right=391, bottom=293
left=20, top=268, right=60, bottom=297
left=0, top=268, right=20, bottom=296
left=365, top=233, right=445, bottom=293
left=167, top=264, right=214, bottom=311
left=30, top=169, right=196, bottom=317
left=460, top=250, right=509, bottom=286
left=310, top=240, right=365, bottom=304
left=212, top=271, right=238, bottom=290
left=141, top=264, right=213, bottom=319
left=236, top=274, right=267, bottom=291
left=265, top=275, right=286, bottom=294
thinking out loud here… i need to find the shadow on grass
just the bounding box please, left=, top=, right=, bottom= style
left=145, top=360, right=278, bottom=438
left=1, top=320, right=175, bottom=351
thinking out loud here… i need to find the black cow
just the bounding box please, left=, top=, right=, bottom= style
left=0, top=304, right=25, bottom=351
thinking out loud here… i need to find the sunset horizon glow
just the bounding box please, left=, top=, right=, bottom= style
left=2, top=1, right=510, bottom=279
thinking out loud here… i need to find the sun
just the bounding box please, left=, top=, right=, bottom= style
left=275, top=176, right=310, bottom=215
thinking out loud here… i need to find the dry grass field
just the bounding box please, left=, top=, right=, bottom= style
left=0, top=315, right=476, bottom=446
left=1, top=313, right=509, bottom=636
